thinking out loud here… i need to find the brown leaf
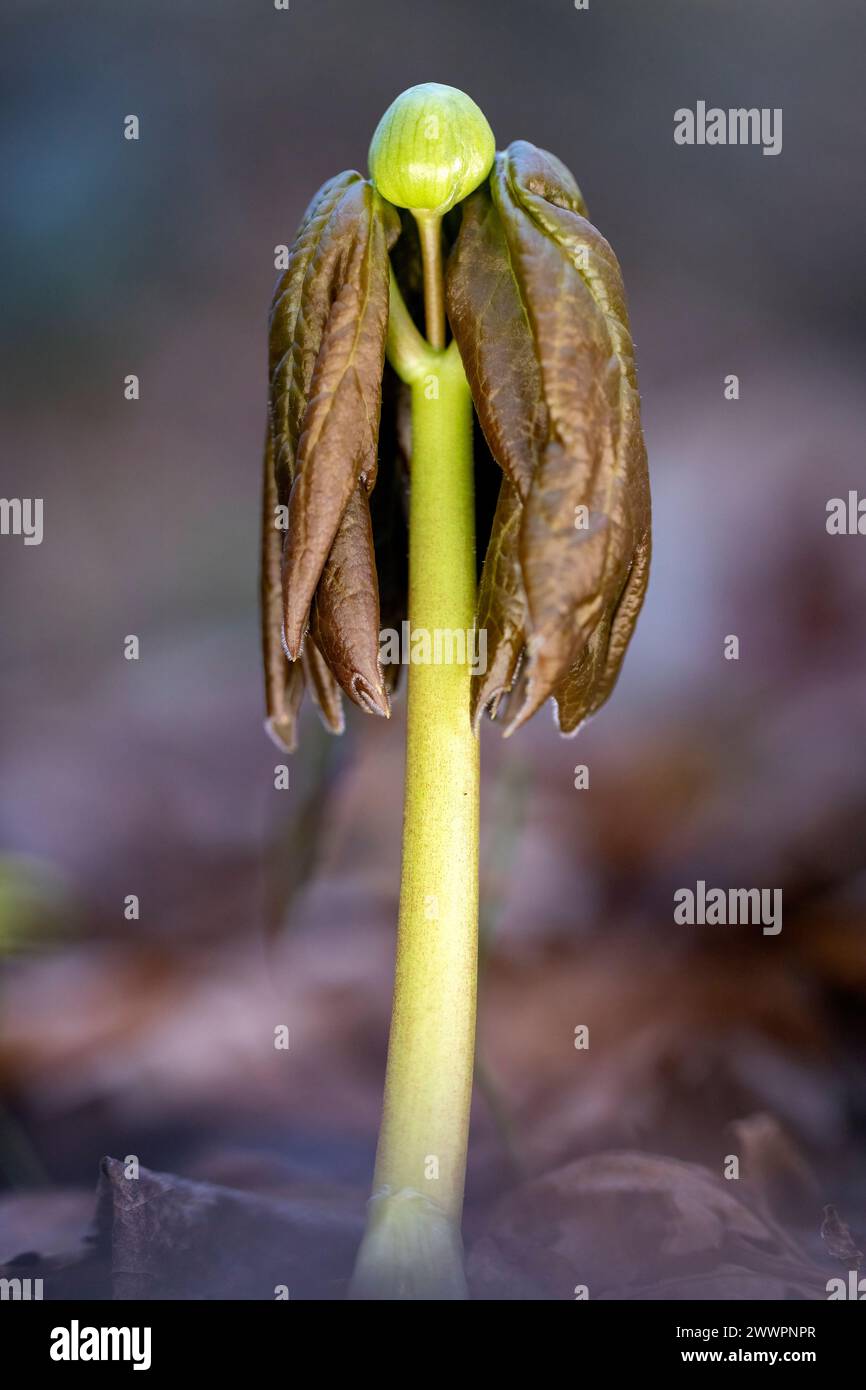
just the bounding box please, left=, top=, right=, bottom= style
left=261, top=427, right=304, bottom=751
left=268, top=173, right=399, bottom=659
left=94, top=1157, right=361, bottom=1300
left=471, top=477, right=528, bottom=727
left=302, top=635, right=345, bottom=736
left=467, top=1152, right=827, bottom=1301
left=446, top=142, right=651, bottom=736
left=268, top=172, right=354, bottom=504
left=310, top=485, right=389, bottom=717
left=446, top=183, right=548, bottom=502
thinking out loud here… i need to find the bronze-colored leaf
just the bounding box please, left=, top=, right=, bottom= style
left=471, top=477, right=527, bottom=729
left=261, top=428, right=304, bottom=751
left=310, top=484, right=389, bottom=717
left=554, top=528, right=650, bottom=734
left=268, top=171, right=356, bottom=506
left=446, top=183, right=547, bottom=502
left=446, top=141, right=651, bottom=736
left=268, top=173, right=400, bottom=658
left=302, top=636, right=345, bottom=736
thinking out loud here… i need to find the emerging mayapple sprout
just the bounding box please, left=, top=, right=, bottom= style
left=260, top=83, right=650, bottom=1299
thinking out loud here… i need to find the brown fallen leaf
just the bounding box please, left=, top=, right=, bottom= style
left=467, top=1151, right=827, bottom=1301
left=94, top=1157, right=362, bottom=1301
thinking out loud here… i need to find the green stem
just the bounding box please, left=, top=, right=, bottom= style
left=351, top=271, right=480, bottom=1301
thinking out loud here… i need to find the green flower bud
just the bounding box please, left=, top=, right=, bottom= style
left=369, top=82, right=495, bottom=218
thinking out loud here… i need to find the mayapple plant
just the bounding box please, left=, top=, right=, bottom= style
left=261, top=83, right=651, bottom=1299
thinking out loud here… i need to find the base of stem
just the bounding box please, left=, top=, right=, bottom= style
left=348, top=1188, right=468, bottom=1301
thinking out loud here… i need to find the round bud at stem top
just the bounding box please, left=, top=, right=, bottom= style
left=369, top=82, right=495, bottom=218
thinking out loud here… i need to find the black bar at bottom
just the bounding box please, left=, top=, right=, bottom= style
left=0, top=1297, right=860, bottom=1373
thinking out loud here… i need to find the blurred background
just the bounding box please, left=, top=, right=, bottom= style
left=1, top=0, right=864, bottom=1298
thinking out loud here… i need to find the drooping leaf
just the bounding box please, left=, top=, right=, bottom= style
left=261, top=427, right=304, bottom=751
left=268, top=171, right=355, bottom=506
left=446, top=141, right=651, bottom=736
left=471, top=477, right=527, bottom=727
left=302, top=633, right=345, bottom=736
left=445, top=182, right=548, bottom=503
left=268, top=172, right=400, bottom=661
left=310, top=484, right=389, bottom=717
left=262, top=173, right=401, bottom=742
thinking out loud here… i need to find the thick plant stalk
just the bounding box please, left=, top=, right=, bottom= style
left=351, top=284, right=480, bottom=1300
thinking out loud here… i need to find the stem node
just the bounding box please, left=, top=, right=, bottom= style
left=350, top=1189, right=468, bottom=1301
